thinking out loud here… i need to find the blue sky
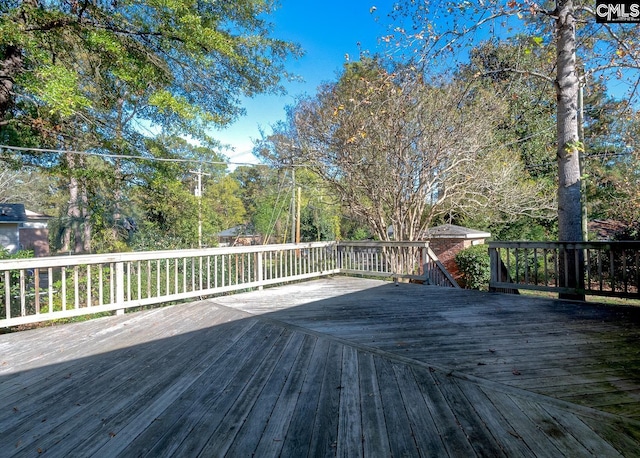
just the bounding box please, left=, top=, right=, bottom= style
left=215, top=1, right=389, bottom=165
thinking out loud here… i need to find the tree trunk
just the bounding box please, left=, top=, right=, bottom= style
left=81, top=168, right=91, bottom=253
left=66, top=173, right=81, bottom=253
left=112, top=97, right=126, bottom=244
left=112, top=157, right=122, bottom=241
left=0, top=45, right=22, bottom=120
left=556, top=0, right=585, bottom=299
left=62, top=152, right=85, bottom=254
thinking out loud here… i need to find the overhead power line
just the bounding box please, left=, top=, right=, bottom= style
left=0, top=144, right=263, bottom=168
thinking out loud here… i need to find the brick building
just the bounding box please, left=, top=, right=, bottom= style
left=0, top=204, right=52, bottom=257
left=424, top=224, right=490, bottom=281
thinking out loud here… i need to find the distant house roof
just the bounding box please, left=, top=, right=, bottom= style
left=424, top=224, right=491, bottom=239
left=216, top=225, right=257, bottom=238
left=0, top=204, right=27, bottom=223
left=588, top=219, right=627, bottom=240
left=25, top=209, right=53, bottom=220
left=0, top=204, right=52, bottom=223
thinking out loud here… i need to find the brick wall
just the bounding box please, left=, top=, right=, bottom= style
left=19, top=228, right=50, bottom=257
left=429, top=238, right=475, bottom=281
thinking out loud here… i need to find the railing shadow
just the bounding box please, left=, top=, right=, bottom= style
left=2, top=278, right=640, bottom=456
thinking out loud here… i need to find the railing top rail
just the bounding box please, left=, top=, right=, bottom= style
left=0, top=240, right=433, bottom=271
left=337, top=241, right=429, bottom=248
left=489, top=241, right=640, bottom=249
left=0, top=241, right=338, bottom=270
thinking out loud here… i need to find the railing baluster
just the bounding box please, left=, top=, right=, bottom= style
left=598, top=250, right=603, bottom=292
left=636, top=251, right=639, bottom=295
left=0, top=242, right=457, bottom=327
left=190, top=257, right=195, bottom=292
left=48, top=267, right=53, bottom=313
left=175, top=259, right=180, bottom=294
left=486, top=241, right=640, bottom=299
left=146, top=261, right=151, bottom=299
left=115, top=262, right=124, bottom=314
left=585, top=249, right=591, bottom=293
left=533, top=248, right=538, bottom=286
left=137, top=261, right=142, bottom=301
left=222, top=254, right=227, bottom=286
left=183, top=258, right=187, bottom=293
left=574, top=246, right=581, bottom=293
left=109, top=263, right=115, bottom=305
left=609, top=250, right=615, bottom=292
left=74, top=266, right=79, bottom=310
left=165, top=259, right=170, bottom=294
left=214, top=255, right=219, bottom=288
left=34, top=268, right=40, bottom=314
left=20, top=269, right=26, bottom=317
left=62, top=267, right=67, bottom=312
left=257, top=251, right=264, bottom=290
left=623, top=249, right=628, bottom=293
left=563, top=248, right=569, bottom=289
left=155, top=260, right=160, bottom=297
left=127, top=262, right=131, bottom=302
left=87, top=265, right=92, bottom=308
left=4, top=270, right=11, bottom=320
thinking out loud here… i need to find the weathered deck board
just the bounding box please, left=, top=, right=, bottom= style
left=216, top=277, right=640, bottom=419
left=357, top=353, right=391, bottom=457
left=1, top=276, right=640, bottom=456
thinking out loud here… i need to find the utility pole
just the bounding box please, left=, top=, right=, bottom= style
left=290, top=167, right=296, bottom=244
left=190, top=167, right=211, bottom=248
left=296, top=186, right=301, bottom=244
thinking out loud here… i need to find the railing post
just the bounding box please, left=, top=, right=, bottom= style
left=257, top=250, right=264, bottom=291
left=421, top=246, right=428, bottom=282
left=559, top=244, right=586, bottom=301
left=489, top=246, right=498, bottom=292
left=115, top=261, right=125, bottom=315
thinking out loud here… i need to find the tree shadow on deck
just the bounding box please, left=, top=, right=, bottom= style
left=1, top=277, right=640, bottom=457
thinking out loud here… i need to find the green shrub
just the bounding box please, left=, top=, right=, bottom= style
left=455, top=244, right=490, bottom=290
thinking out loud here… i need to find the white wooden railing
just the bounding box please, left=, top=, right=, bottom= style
left=1, top=241, right=457, bottom=328
left=489, top=241, right=640, bottom=299
left=338, top=241, right=459, bottom=287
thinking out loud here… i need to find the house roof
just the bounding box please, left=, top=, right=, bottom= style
left=216, top=225, right=258, bottom=237
left=25, top=209, right=53, bottom=220
left=0, top=204, right=27, bottom=222
left=0, top=204, right=52, bottom=223
left=587, top=219, right=627, bottom=240
left=424, top=224, right=491, bottom=239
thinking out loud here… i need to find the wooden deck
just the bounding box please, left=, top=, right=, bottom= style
left=2, top=276, right=640, bottom=457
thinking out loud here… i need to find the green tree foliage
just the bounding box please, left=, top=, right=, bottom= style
left=258, top=58, right=552, bottom=242
left=0, top=161, right=52, bottom=209
left=461, top=39, right=557, bottom=180
left=384, top=1, right=640, bottom=301
left=455, top=244, right=491, bottom=290
left=233, top=165, right=290, bottom=243
left=385, top=0, right=640, bottom=298
left=233, top=164, right=343, bottom=243
left=295, top=168, right=341, bottom=242
left=0, top=0, right=299, bottom=252
left=125, top=136, right=244, bottom=251
left=456, top=38, right=640, bottom=239
left=205, top=175, right=247, bottom=235
left=580, top=95, right=640, bottom=224
left=1, top=0, right=300, bottom=132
